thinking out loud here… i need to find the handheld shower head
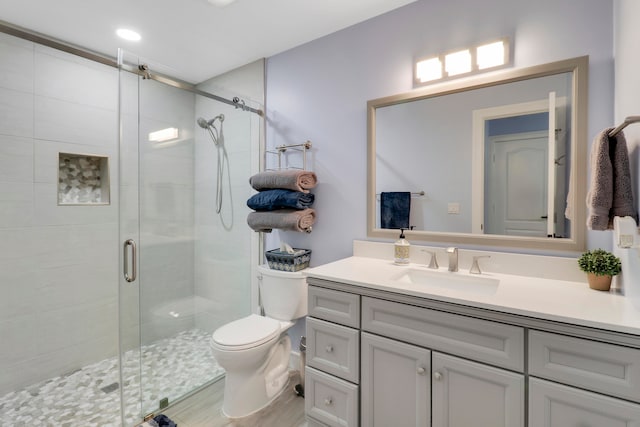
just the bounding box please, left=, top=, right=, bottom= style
left=196, top=114, right=225, bottom=129
left=197, top=117, right=210, bottom=129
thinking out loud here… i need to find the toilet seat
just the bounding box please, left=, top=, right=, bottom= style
left=212, top=314, right=281, bottom=351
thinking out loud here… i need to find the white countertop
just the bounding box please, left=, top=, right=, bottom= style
left=304, top=256, right=640, bottom=336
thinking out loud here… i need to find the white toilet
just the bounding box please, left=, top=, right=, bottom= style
left=210, top=264, right=307, bottom=418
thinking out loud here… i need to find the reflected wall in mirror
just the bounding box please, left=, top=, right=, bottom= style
left=368, top=56, right=587, bottom=251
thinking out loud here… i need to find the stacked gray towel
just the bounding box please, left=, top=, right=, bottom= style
left=249, top=170, right=317, bottom=193
left=587, top=128, right=637, bottom=230
left=247, top=170, right=317, bottom=233
left=247, top=208, right=316, bottom=233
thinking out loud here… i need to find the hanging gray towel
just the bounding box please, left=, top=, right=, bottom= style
left=380, top=192, right=411, bottom=229
left=587, top=128, right=637, bottom=230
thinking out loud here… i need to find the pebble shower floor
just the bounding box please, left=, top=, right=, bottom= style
left=0, top=329, right=224, bottom=427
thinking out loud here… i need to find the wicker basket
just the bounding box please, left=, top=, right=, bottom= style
left=265, top=248, right=312, bottom=272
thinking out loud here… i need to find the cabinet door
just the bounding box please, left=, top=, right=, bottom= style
left=529, top=378, right=640, bottom=427
left=361, top=332, right=431, bottom=427
left=432, top=352, right=524, bottom=427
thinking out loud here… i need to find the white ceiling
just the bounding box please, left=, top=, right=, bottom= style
left=0, top=0, right=416, bottom=83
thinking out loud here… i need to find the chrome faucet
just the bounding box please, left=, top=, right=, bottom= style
left=421, top=249, right=439, bottom=269
left=446, top=247, right=458, bottom=272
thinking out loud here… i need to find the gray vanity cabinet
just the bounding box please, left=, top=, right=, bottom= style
left=360, top=332, right=431, bottom=426
left=305, top=280, right=640, bottom=427
left=431, top=352, right=524, bottom=427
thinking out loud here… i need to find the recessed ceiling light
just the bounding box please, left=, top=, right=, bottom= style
left=116, top=28, right=141, bottom=42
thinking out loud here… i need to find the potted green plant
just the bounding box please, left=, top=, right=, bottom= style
left=577, top=249, right=622, bottom=291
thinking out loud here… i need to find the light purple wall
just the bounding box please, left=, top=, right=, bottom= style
left=265, top=0, right=614, bottom=265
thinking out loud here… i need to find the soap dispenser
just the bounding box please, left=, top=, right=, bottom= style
left=394, top=228, right=411, bottom=265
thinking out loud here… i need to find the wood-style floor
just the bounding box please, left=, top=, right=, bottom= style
left=161, top=371, right=307, bottom=427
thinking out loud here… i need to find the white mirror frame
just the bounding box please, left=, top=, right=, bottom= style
left=367, top=56, right=588, bottom=252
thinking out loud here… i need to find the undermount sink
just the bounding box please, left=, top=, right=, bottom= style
left=391, top=268, right=499, bottom=295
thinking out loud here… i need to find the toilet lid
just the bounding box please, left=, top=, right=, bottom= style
left=212, top=314, right=281, bottom=349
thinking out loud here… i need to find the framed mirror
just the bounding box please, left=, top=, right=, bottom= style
left=367, top=56, right=588, bottom=252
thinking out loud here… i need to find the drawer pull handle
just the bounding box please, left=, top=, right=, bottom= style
left=417, top=367, right=426, bottom=375
left=325, top=345, right=334, bottom=353
left=433, top=371, right=443, bottom=381
left=325, top=397, right=333, bottom=406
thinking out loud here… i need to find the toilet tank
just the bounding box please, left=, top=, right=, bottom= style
left=257, top=264, right=308, bottom=321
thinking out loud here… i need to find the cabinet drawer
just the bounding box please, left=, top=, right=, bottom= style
left=529, top=378, right=640, bottom=426
left=529, top=330, right=640, bottom=403
left=307, top=317, right=360, bottom=383
left=305, top=366, right=359, bottom=427
left=309, top=286, right=360, bottom=328
left=362, top=297, right=524, bottom=371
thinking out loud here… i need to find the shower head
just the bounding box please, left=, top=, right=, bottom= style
left=196, top=114, right=225, bottom=129
left=197, top=117, right=209, bottom=129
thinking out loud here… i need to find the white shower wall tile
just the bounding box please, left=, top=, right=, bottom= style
left=0, top=227, right=35, bottom=262
left=34, top=96, right=117, bottom=147
left=0, top=86, right=34, bottom=138
left=35, top=262, right=116, bottom=313
left=34, top=49, right=117, bottom=110
left=0, top=135, right=34, bottom=183
left=36, top=300, right=117, bottom=355
left=141, top=152, right=194, bottom=186
left=0, top=35, right=33, bottom=93
left=0, top=259, right=37, bottom=322
left=33, top=184, right=117, bottom=225
left=0, top=314, right=39, bottom=366
left=0, top=181, right=33, bottom=227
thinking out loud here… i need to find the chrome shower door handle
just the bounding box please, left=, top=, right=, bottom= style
left=123, top=239, right=137, bottom=282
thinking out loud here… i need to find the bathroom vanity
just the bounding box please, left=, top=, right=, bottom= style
left=302, top=254, right=640, bottom=427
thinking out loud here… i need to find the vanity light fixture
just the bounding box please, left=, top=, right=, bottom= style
left=477, top=40, right=508, bottom=70
left=116, top=28, right=141, bottom=42
left=444, top=49, right=472, bottom=76
left=415, top=57, right=443, bottom=83
left=414, top=38, right=510, bottom=86
left=148, top=127, right=179, bottom=142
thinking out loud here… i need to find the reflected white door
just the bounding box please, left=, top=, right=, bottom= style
left=485, top=132, right=548, bottom=236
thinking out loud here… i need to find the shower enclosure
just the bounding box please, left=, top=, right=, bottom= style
left=0, top=26, right=262, bottom=426
left=118, top=49, right=263, bottom=423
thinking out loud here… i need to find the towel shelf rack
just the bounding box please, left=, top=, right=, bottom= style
left=266, top=141, right=312, bottom=171
left=609, top=116, right=640, bottom=137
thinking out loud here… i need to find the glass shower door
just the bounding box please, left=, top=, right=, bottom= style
left=118, top=49, right=259, bottom=425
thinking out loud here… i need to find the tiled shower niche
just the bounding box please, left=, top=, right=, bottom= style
left=58, top=153, right=110, bottom=205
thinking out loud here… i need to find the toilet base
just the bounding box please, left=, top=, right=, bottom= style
left=220, top=335, right=292, bottom=418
